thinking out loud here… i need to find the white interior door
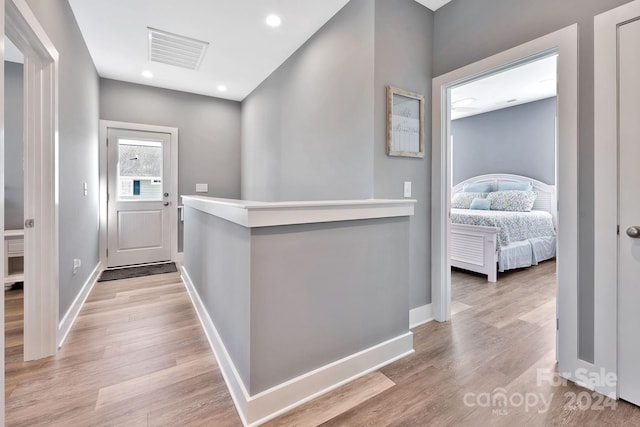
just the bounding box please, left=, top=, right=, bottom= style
left=107, top=128, right=171, bottom=267
left=618, top=17, right=640, bottom=407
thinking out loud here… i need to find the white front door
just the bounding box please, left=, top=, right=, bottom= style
left=618, top=17, right=640, bottom=407
left=107, top=128, right=171, bottom=267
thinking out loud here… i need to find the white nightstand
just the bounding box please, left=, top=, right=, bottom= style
left=4, top=229, right=24, bottom=290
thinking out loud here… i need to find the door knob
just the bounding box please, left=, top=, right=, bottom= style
left=626, top=226, right=640, bottom=238
left=164, top=192, right=169, bottom=197
left=163, top=202, right=170, bottom=206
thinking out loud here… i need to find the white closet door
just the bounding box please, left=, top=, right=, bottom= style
left=618, top=17, right=640, bottom=407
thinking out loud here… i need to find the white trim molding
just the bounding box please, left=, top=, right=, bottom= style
left=593, top=0, right=640, bottom=399
left=431, top=25, right=579, bottom=382
left=409, top=304, right=434, bottom=329
left=181, top=196, right=416, bottom=228
left=181, top=266, right=413, bottom=426
left=57, top=262, right=102, bottom=348
left=7, top=0, right=60, bottom=361
left=99, top=120, right=179, bottom=267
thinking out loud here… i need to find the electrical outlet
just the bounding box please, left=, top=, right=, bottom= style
left=196, top=183, right=209, bottom=193
left=83, top=182, right=88, bottom=196
left=73, top=258, right=81, bottom=275
left=404, top=181, right=412, bottom=198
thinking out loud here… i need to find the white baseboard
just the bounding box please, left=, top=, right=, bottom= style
left=57, top=261, right=102, bottom=347
left=181, top=266, right=414, bottom=427
left=410, top=304, right=434, bottom=329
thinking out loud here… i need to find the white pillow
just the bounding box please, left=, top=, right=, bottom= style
left=487, top=190, right=537, bottom=211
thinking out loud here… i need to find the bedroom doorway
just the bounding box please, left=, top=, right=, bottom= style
left=432, top=25, right=579, bottom=383
left=449, top=55, right=558, bottom=282
left=3, top=0, right=61, bottom=364
left=4, top=34, right=26, bottom=368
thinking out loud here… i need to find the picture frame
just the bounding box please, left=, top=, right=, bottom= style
left=386, top=86, right=425, bottom=158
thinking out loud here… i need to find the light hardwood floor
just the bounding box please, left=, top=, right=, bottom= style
left=6, top=263, right=640, bottom=426
left=5, top=273, right=239, bottom=426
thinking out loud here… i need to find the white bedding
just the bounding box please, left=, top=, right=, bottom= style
left=450, top=208, right=556, bottom=249
left=499, top=236, right=556, bottom=271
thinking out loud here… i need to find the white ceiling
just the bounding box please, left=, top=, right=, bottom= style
left=67, top=0, right=352, bottom=101
left=451, top=55, right=558, bottom=120
left=414, top=0, right=452, bottom=11
left=67, top=1, right=450, bottom=102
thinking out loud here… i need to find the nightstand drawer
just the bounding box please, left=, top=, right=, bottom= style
left=7, top=239, right=24, bottom=256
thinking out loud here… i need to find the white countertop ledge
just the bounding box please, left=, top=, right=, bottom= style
left=182, top=196, right=416, bottom=228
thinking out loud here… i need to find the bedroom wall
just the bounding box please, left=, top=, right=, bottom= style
left=374, top=0, right=433, bottom=310
left=99, top=79, right=242, bottom=252
left=433, top=0, right=634, bottom=364
left=451, top=97, right=557, bottom=185
left=26, top=0, right=101, bottom=321
left=4, top=61, right=24, bottom=231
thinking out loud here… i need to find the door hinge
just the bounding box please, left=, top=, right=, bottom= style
left=617, top=225, right=620, bottom=235
left=556, top=318, right=559, bottom=330
left=107, top=192, right=110, bottom=202
left=106, top=248, right=108, bottom=258
left=106, top=138, right=109, bottom=147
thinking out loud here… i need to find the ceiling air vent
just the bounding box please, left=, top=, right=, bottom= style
left=148, top=27, right=209, bottom=70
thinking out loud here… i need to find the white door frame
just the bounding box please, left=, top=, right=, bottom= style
left=431, top=25, right=581, bottom=383
left=99, top=120, right=179, bottom=267
left=5, top=0, right=59, bottom=362
left=594, top=0, right=640, bottom=400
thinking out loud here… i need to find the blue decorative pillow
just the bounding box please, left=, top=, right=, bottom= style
left=470, top=198, right=491, bottom=210
left=452, top=192, right=488, bottom=209
left=497, top=180, right=533, bottom=191
left=487, top=190, right=537, bottom=212
left=463, top=182, right=492, bottom=193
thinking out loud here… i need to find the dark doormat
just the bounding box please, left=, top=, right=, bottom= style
left=98, top=262, right=178, bottom=282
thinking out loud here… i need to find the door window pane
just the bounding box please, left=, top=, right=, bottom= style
left=117, top=138, right=163, bottom=201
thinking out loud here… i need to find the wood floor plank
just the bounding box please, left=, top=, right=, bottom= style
left=264, top=372, right=395, bottom=427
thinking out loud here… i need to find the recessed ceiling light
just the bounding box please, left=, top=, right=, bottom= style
left=452, top=98, right=476, bottom=107
left=217, top=85, right=228, bottom=92
left=141, top=70, right=154, bottom=78
left=266, top=14, right=282, bottom=27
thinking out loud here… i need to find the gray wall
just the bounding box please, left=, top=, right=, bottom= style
left=452, top=97, right=557, bottom=185
left=434, top=0, right=635, bottom=363
left=242, top=0, right=433, bottom=310
left=374, top=0, right=433, bottom=309
left=183, top=207, right=251, bottom=387
left=4, top=62, right=24, bottom=230
left=26, top=0, right=101, bottom=320
left=250, top=217, right=409, bottom=394
left=241, top=0, right=375, bottom=201
left=99, top=79, right=242, bottom=251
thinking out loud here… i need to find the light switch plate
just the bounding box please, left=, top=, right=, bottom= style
left=73, top=258, right=81, bottom=275
left=404, top=181, right=412, bottom=198
left=196, top=183, right=209, bottom=193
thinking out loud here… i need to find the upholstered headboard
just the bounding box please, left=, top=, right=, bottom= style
left=452, top=174, right=557, bottom=226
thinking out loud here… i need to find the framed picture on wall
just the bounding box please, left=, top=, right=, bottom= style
left=386, top=86, right=425, bottom=158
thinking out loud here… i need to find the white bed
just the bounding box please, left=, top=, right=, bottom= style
left=450, top=174, right=557, bottom=282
